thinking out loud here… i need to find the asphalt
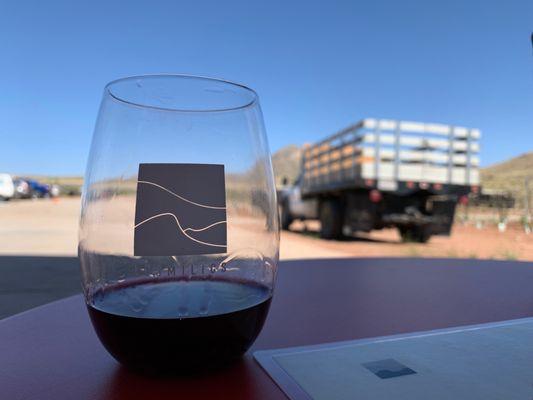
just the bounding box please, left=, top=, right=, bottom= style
left=0, top=256, right=81, bottom=319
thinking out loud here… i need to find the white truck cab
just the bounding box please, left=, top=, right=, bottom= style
left=279, top=175, right=318, bottom=229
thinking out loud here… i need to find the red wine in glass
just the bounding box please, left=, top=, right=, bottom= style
left=87, top=278, right=272, bottom=374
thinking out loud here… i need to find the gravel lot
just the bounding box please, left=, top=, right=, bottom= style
left=0, top=198, right=531, bottom=261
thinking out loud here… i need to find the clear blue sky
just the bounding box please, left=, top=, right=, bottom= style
left=1, top=0, right=532, bottom=175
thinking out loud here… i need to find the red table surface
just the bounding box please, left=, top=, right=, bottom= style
left=2, top=257, right=533, bottom=400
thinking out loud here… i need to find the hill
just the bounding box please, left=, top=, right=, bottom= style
left=480, top=152, right=533, bottom=207
left=271, top=145, right=302, bottom=186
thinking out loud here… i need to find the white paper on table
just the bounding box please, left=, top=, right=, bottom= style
left=254, top=317, right=533, bottom=400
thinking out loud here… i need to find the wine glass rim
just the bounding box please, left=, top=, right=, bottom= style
left=104, top=74, right=259, bottom=113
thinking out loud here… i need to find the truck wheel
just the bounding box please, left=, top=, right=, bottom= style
left=280, top=202, right=293, bottom=230
left=320, top=199, right=343, bottom=240
left=399, top=226, right=431, bottom=243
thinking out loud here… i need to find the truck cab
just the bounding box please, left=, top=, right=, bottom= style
left=278, top=175, right=318, bottom=229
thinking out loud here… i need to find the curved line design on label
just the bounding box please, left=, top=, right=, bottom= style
left=135, top=213, right=226, bottom=248
left=183, top=220, right=227, bottom=233
left=137, top=180, right=226, bottom=210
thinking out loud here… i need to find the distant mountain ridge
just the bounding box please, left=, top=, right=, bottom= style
left=480, top=152, right=533, bottom=205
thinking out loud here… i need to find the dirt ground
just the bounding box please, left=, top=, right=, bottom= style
left=0, top=198, right=531, bottom=261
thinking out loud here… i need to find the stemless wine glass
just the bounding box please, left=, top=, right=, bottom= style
left=79, top=75, right=279, bottom=374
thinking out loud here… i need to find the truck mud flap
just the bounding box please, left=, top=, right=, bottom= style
left=427, top=196, right=457, bottom=236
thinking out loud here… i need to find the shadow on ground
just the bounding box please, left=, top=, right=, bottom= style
left=0, top=256, right=81, bottom=319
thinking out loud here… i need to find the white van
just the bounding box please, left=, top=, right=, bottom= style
left=0, top=173, right=15, bottom=200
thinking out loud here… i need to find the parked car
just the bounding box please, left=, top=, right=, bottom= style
left=15, top=178, right=51, bottom=198
left=49, top=184, right=60, bottom=197
left=27, top=179, right=52, bottom=198
left=14, top=178, right=60, bottom=199
left=0, top=173, right=15, bottom=201
left=13, top=178, right=31, bottom=199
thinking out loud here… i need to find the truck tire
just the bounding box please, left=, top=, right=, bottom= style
left=280, top=202, right=293, bottom=230
left=320, top=199, right=343, bottom=240
left=399, top=226, right=431, bottom=243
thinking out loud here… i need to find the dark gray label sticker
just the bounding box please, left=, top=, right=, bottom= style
left=134, top=163, right=227, bottom=256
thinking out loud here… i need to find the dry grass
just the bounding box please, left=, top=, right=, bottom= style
left=24, top=175, right=84, bottom=186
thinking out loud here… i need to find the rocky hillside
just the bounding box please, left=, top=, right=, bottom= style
left=481, top=152, right=533, bottom=206
left=271, top=145, right=302, bottom=186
